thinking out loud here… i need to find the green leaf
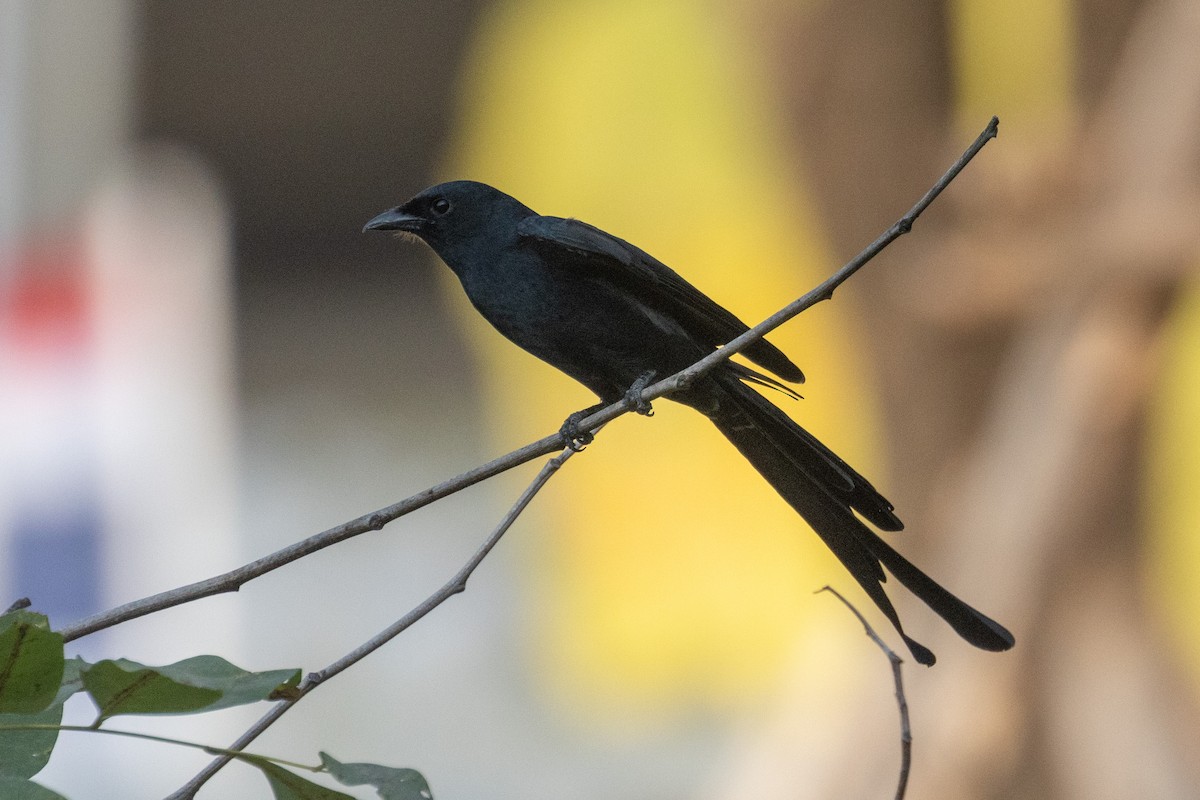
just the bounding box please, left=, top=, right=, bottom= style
left=55, top=658, right=86, bottom=705
left=83, top=661, right=220, bottom=723
left=145, top=656, right=301, bottom=712
left=0, top=655, right=87, bottom=778
left=0, top=611, right=64, bottom=714
left=0, top=698, right=63, bottom=779
left=321, top=752, right=433, bottom=800
left=82, top=656, right=300, bottom=724
left=244, top=756, right=355, bottom=800
left=0, top=776, right=68, bottom=799
left=0, top=613, right=49, bottom=636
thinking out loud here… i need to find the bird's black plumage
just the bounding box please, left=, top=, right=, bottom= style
left=365, top=180, right=1014, bottom=665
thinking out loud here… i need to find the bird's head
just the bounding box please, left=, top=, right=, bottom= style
left=363, top=180, right=535, bottom=263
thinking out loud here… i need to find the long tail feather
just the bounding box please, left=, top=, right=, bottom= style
left=697, top=374, right=1014, bottom=665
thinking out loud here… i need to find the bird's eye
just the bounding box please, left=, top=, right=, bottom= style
left=430, top=198, right=451, bottom=215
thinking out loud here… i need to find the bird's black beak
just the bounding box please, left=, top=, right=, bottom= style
left=363, top=207, right=424, bottom=233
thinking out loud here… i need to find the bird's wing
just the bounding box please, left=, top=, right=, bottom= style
left=517, top=215, right=805, bottom=383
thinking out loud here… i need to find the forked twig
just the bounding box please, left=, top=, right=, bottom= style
left=166, top=446, right=578, bottom=799
left=820, top=586, right=911, bottom=800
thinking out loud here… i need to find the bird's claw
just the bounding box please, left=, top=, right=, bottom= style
left=624, top=371, right=656, bottom=416
left=559, top=411, right=595, bottom=452
left=624, top=388, right=654, bottom=416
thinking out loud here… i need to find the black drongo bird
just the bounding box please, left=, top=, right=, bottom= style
left=365, top=180, right=1014, bottom=665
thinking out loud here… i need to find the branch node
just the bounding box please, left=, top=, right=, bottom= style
left=5, top=597, right=31, bottom=614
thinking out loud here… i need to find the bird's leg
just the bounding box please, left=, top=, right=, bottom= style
left=559, top=402, right=606, bottom=452
left=559, top=372, right=657, bottom=452
left=624, top=370, right=656, bottom=416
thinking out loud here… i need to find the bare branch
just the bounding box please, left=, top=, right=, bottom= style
left=638, top=116, right=999, bottom=405
left=59, top=117, right=999, bottom=646
left=820, top=586, right=911, bottom=800
left=59, top=433, right=567, bottom=642
left=165, top=445, right=578, bottom=799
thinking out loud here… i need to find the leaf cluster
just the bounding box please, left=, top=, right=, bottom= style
left=0, top=609, right=431, bottom=800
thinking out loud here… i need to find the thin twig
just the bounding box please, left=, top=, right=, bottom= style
left=57, top=117, right=999, bottom=646
left=819, top=586, right=911, bottom=800
left=165, top=446, right=578, bottom=799
left=640, top=116, right=999, bottom=404
left=0, top=724, right=318, bottom=772
left=59, top=434, right=565, bottom=642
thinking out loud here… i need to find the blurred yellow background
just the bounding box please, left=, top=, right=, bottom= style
left=449, top=0, right=881, bottom=712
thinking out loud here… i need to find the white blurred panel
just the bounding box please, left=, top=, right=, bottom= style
left=85, top=146, right=241, bottom=650
left=31, top=150, right=250, bottom=798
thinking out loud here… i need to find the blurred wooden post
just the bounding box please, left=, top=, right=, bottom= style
left=710, top=1, right=1200, bottom=797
